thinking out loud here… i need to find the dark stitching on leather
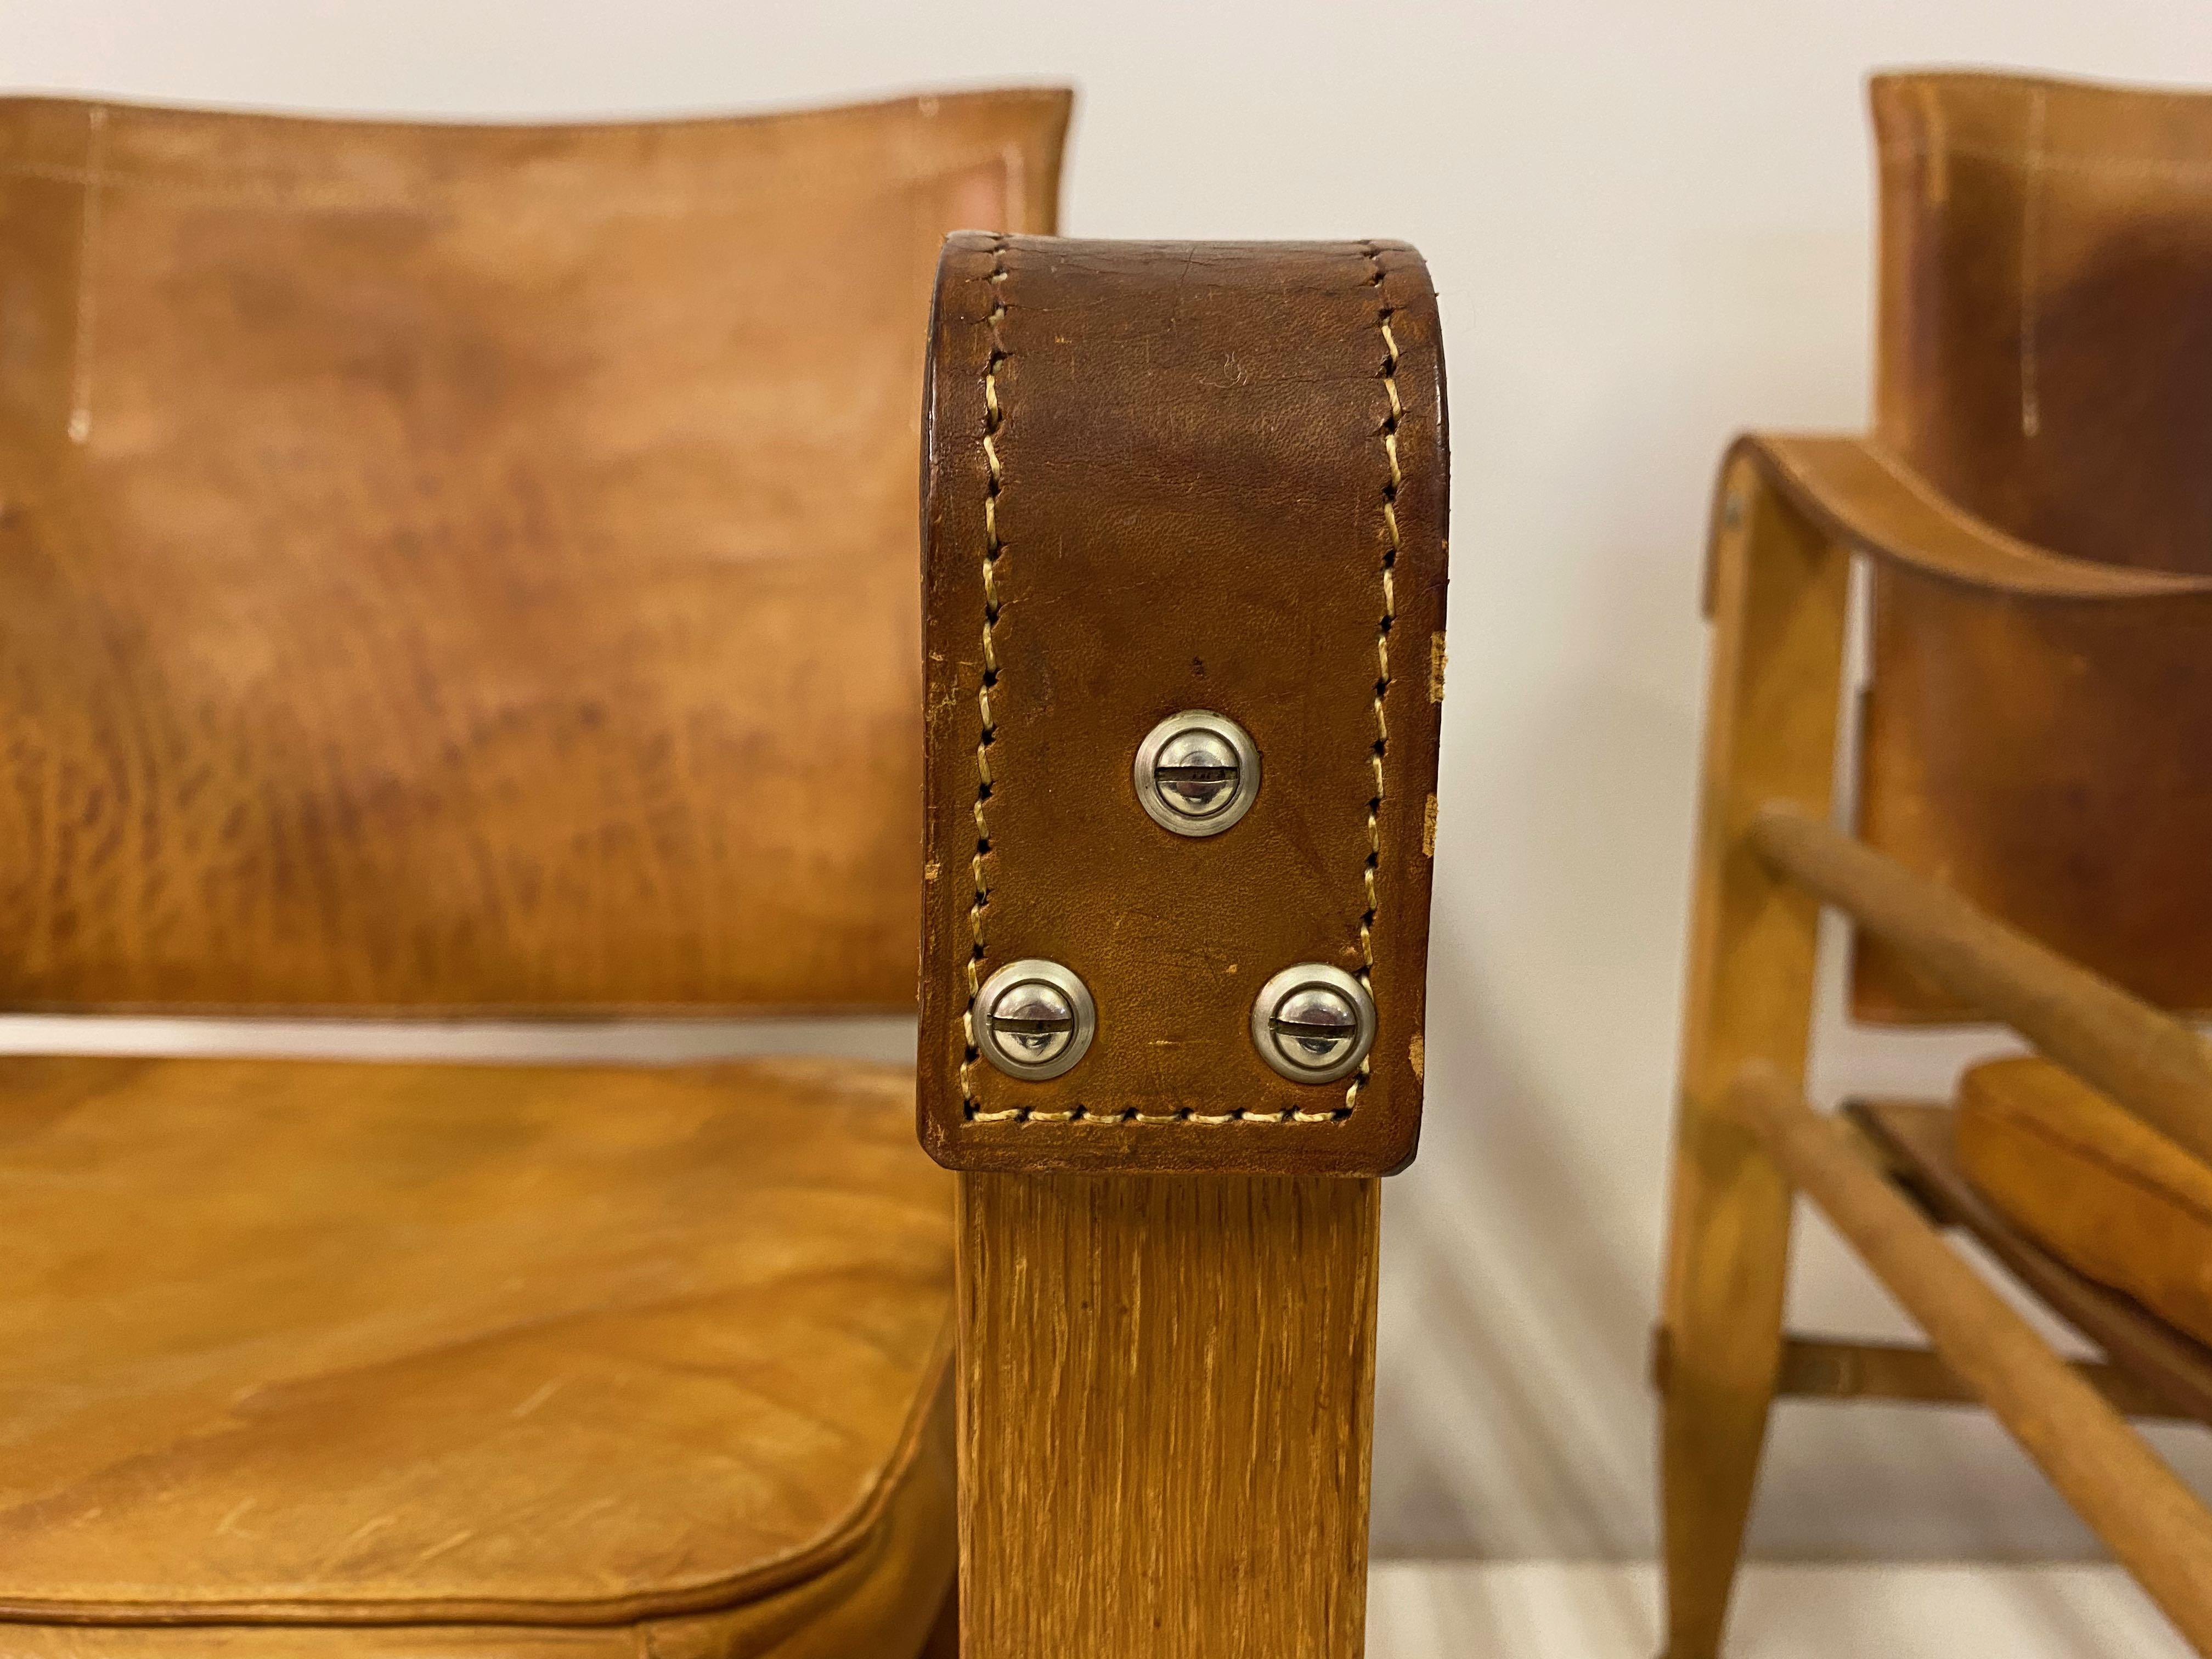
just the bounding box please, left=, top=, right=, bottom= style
left=970, top=244, right=1406, bottom=1130
left=1328, top=244, right=1404, bottom=1124
left=964, top=235, right=1020, bottom=1125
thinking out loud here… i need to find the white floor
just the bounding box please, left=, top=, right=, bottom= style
left=1368, top=1563, right=2192, bottom=1657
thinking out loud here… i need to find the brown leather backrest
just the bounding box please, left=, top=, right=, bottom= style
left=1870, top=71, right=2212, bottom=566
left=1856, top=72, right=2212, bottom=1017
left=0, top=91, right=1069, bottom=1014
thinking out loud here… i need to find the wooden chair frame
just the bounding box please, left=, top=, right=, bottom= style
left=1659, top=434, right=2212, bottom=1658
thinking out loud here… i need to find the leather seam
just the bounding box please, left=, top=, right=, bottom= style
left=1340, top=241, right=1404, bottom=1124
left=962, top=235, right=1015, bottom=1125
left=962, top=243, right=1404, bottom=1129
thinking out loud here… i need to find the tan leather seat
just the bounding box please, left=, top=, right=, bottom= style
left=1958, top=1054, right=2212, bottom=1350
left=0, top=1054, right=954, bottom=1655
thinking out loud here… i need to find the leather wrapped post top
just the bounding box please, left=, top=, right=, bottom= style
left=918, top=236, right=1448, bottom=1177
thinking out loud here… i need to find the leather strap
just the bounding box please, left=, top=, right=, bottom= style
left=917, top=235, right=1448, bottom=1176
left=1722, top=434, right=2212, bottom=604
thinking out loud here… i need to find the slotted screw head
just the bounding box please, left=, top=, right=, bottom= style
left=1153, top=728, right=1242, bottom=819
left=974, top=959, right=1096, bottom=1080
left=1133, top=710, right=1261, bottom=837
left=989, top=979, right=1074, bottom=1064
left=1251, top=963, right=1376, bottom=1084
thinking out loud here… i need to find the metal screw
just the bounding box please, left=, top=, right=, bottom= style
left=1154, top=727, right=1241, bottom=818
left=973, top=958, right=1096, bottom=1080
left=992, top=979, right=1074, bottom=1063
left=1251, top=963, right=1376, bottom=1084
left=1133, top=710, right=1261, bottom=837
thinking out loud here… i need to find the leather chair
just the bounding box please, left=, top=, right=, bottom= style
left=1658, top=70, right=2212, bottom=1658
left=0, top=88, right=1069, bottom=1656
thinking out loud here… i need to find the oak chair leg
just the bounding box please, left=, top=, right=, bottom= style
left=1660, top=460, right=1850, bottom=1657
left=955, top=1171, right=1380, bottom=1658
left=1659, top=1143, right=1791, bottom=1659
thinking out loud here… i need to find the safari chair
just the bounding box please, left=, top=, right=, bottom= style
left=0, top=89, right=1069, bottom=1656
left=1658, top=70, right=2212, bottom=1658
left=0, top=95, right=1452, bottom=1659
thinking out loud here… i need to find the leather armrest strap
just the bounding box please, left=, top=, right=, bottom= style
left=917, top=235, right=1448, bottom=1177
left=1723, top=433, right=2212, bottom=604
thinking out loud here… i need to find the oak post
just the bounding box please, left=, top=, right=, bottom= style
left=955, top=1172, right=1380, bottom=1657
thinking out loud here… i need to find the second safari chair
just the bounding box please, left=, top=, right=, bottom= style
left=1659, top=70, right=2212, bottom=1658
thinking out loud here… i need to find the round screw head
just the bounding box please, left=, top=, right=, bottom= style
left=973, top=958, right=1096, bottom=1081
left=1133, top=710, right=1261, bottom=837
left=1251, top=963, right=1376, bottom=1085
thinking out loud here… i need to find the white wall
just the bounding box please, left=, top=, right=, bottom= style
left=13, top=0, right=2212, bottom=1562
